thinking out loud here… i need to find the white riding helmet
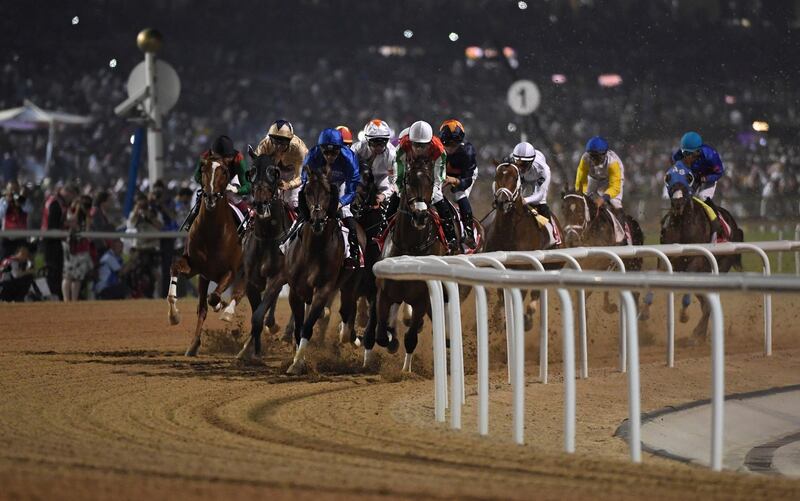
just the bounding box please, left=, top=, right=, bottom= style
left=512, top=142, right=536, bottom=162
left=398, top=127, right=410, bottom=140
left=408, top=121, right=433, bottom=143
left=364, top=119, right=391, bottom=139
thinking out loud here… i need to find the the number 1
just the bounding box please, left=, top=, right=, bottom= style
left=518, top=87, right=526, bottom=107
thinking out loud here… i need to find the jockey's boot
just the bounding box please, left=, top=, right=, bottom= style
left=461, top=211, right=476, bottom=248
left=434, top=200, right=459, bottom=253
left=456, top=198, right=476, bottom=248
left=343, top=217, right=361, bottom=269
left=180, top=202, right=200, bottom=232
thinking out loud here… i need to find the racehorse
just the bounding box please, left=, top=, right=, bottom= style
left=167, top=154, right=246, bottom=356
left=284, top=165, right=364, bottom=375
left=560, top=188, right=648, bottom=316
left=363, top=156, right=449, bottom=372
left=346, top=163, right=391, bottom=345
left=661, top=166, right=743, bottom=339
left=484, top=161, right=564, bottom=328
left=236, top=148, right=293, bottom=361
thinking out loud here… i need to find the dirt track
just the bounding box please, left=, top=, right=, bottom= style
left=1, top=294, right=799, bottom=500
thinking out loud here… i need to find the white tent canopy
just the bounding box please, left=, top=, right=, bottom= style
left=0, top=99, right=92, bottom=173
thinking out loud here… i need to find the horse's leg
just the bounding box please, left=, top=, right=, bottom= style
left=186, top=276, right=209, bottom=357
left=263, top=281, right=281, bottom=334
left=365, top=287, right=391, bottom=367
left=602, top=291, right=617, bottom=313
left=402, top=301, right=427, bottom=372
left=313, top=293, right=335, bottom=344
left=338, top=280, right=358, bottom=345
left=692, top=294, right=711, bottom=340
left=168, top=256, right=191, bottom=325
left=639, top=291, right=654, bottom=321
left=679, top=293, right=691, bottom=323
left=356, top=296, right=369, bottom=329
left=523, top=290, right=537, bottom=332
left=220, top=269, right=244, bottom=322
left=209, top=270, right=234, bottom=311
left=287, top=284, right=337, bottom=375
left=236, top=284, right=265, bottom=361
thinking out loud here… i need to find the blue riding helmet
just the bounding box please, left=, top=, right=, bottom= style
left=317, top=128, right=344, bottom=148
left=585, top=136, right=609, bottom=153
left=680, top=131, right=703, bottom=153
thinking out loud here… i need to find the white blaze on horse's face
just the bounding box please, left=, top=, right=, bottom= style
left=413, top=201, right=427, bottom=211
left=672, top=190, right=684, bottom=199
left=210, top=161, right=220, bottom=191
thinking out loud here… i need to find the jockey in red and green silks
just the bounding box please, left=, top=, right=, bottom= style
left=182, top=135, right=252, bottom=233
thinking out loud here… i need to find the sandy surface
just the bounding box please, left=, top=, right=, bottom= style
left=1, top=292, right=799, bottom=500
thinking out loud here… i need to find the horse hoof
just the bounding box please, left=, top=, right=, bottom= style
left=168, top=311, right=181, bottom=326
left=523, top=313, right=534, bottom=332
left=286, top=358, right=306, bottom=375
left=267, top=323, right=280, bottom=335
left=679, top=311, right=690, bottom=324
left=281, top=330, right=294, bottom=344
left=387, top=338, right=400, bottom=354
left=185, top=342, right=200, bottom=357
left=354, top=336, right=362, bottom=347
left=638, top=308, right=650, bottom=322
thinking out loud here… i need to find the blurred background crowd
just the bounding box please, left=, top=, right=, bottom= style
left=1, top=0, right=798, bottom=301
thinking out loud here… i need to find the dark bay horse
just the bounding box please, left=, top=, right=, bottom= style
left=560, top=188, right=647, bottom=315
left=236, top=148, right=293, bottom=361
left=661, top=167, right=743, bottom=339
left=284, top=165, right=364, bottom=375
left=168, top=154, right=246, bottom=356
left=363, top=157, right=448, bottom=372
left=484, top=162, right=564, bottom=327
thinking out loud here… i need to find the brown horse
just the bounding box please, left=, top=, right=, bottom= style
left=363, top=157, right=448, bottom=372
left=236, top=148, right=293, bottom=361
left=560, top=188, right=647, bottom=315
left=284, top=165, right=364, bottom=375
left=167, top=154, right=246, bottom=356
left=661, top=168, right=743, bottom=339
left=483, top=162, right=564, bottom=328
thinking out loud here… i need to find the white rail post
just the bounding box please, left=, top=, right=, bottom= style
left=511, top=288, right=526, bottom=445
left=510, top=254, right=548, bottom=384
left=587, top=250, right=627, bottom=372
left=778, top=229, right=784, bottom=272
left=620, top=291, right=642, bottom=462
left=425, top=279, right=447, bottom=423
left=734, top=244, right=772, bottom=355
left=555, top=289, right=576, bottom=453
left=633, top=248, right=675, bottom=367
left=547, top=253, right=588, bottom=379
left=704, top=292, right=725, bottom=471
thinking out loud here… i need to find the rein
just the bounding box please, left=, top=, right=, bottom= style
left=563, top=193, right=590, bottom=235
left=493, top=163, right=521, bottom=203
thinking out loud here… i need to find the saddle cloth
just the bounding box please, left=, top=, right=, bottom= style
left=601, top=207, right=629, bottom=244
left=692, top=197, right=731, bottom=242
left=528, top=207, right=562, bottom=247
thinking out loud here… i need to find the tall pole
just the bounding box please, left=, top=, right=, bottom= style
left=144, top=51, right=164, bottom=186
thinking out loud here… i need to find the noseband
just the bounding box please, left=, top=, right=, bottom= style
left=493, top=163, right=521, bottom=208
left=563, top=193, right=591, bottom=238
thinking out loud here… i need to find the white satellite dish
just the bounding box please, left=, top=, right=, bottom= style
left=127, top=60, right=181, bottom=113
left=507, top=80, right=540, bottom=116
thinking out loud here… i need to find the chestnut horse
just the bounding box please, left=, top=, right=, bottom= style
left=363, top=157, right=448, bottom=372
left=661, top=166, right=743, bottom=339
left=236, top=148, right=293, bottom=361
left=167, top=154, right=246, bottom=356
left=284, top=165, right=364, bottom=375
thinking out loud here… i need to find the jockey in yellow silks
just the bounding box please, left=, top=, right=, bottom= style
left=575, top=136, right=626, bottom=223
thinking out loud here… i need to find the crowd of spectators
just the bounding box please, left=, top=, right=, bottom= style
left=1, top=0, right=799, bottom=301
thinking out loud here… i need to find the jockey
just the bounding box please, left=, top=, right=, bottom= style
left=439, top=119, right=477, bottom=248
left=350, top=119, right=397, bottom=207
left=575, top=136, right=626, bottom=223
left=185, top=135, right=252, bottom=234
left=511, top=141, right=557, bottom=246
left=672, top=131, right=725, bottom=238
left=254, top=119, right=308, bottom=212
left=294, top=128, right=362, bottom=266
left=335, top=125, right=354, bottom=146
left=395, top=120, right=458, bottom=252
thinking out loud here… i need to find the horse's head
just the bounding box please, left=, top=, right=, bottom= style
left=492, top=162, right=521, bottom=214
left=561, top=189, right=590, bottom=247
left=404, top=156, right=434, bottom=229
left=664, top=164, right=694, bottom=216
left=303, top=165, right=334, bottom=234
left=353, top=162, right=376, bottom=216
left=200, top=155, right=232, bottom=210
left=247, top=145, right=281, bottom=219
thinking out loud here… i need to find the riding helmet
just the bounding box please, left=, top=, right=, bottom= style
left=585, top=136, right=609, bottom=153
left=268, top=119, right=294, bottom=140
left=364, top=119, right=391, bottom=139
left=680, top=131, right=703, bottom=152
left=317, top=128, right=344, bottom=148
left=408, top=121, right=433, bottom=143
left=512, top=142, right=536, bottom=162
left=439, top=119, right=465, bottom=143
left=211, top=135, right=236, bottom=157
left=335, top=125, right=353, bottom=145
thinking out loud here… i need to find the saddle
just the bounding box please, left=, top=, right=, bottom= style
left=692, top=197, right=732, bottom=242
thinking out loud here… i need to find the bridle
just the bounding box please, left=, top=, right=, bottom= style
left=305, top=172, right=331, bottom=233
left=493, top=163, right=521, bottom=210
left=201, top=159, right=229, bottom=209
left=562, top=192, right=591, bottom=240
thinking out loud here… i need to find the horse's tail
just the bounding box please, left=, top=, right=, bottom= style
left=627, top=216, right=644, bottom=246
left=731, top=226, right=745, bottom=270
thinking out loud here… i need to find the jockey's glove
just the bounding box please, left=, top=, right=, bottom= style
left=602, top=194, right=611, bottom=204
left=226, top=183, right=239, bottom=194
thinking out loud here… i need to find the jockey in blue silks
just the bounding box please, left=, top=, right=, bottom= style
left=671, top=131, right=725, bottom=239
left=294, top=127, right=362, bottom=266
